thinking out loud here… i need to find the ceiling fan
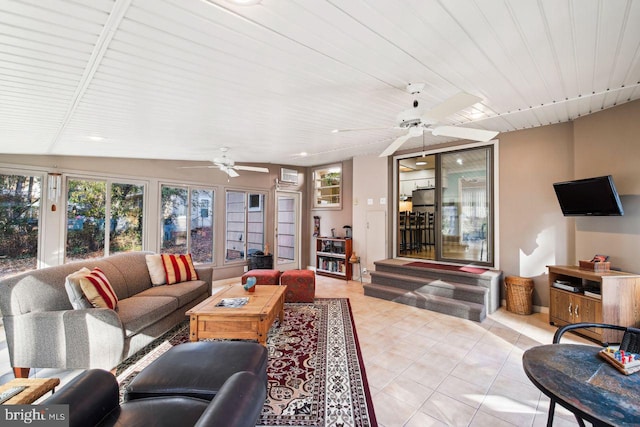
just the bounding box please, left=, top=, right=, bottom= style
left=333, top=83, right=499, bottom=157
left=179, top=147, right=269, bottom=177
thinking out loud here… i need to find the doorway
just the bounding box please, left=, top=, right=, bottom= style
left=396, top=145, right=494, bottom=265
left=275, top=191, right=301, bottom=271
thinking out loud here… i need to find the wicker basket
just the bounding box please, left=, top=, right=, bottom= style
left=505, top=276, right=534, bottom=315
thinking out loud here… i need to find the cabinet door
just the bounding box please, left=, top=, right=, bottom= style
left=573, top=295, right=603, bottom=335
left=550, top=288, right=573, bottom=324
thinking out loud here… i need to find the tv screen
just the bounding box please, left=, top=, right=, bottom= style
left=553, top=175, right=624, bottom=216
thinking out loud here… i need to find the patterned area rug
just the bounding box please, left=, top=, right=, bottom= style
left=115, top=298, right=377, bottom=427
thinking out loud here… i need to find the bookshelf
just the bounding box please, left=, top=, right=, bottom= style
left=316, top=237, right=352, bottom=281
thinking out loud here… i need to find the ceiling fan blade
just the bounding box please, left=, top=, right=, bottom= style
left=431, top=125, right=498, bottom=142
left=379, top=132, right=414, bottom=157
left=332, top=126, right=394, bottom=133
left=233, top=165, right=269, bottom=173
left=224, top=167, right=240, bottom=177
left=422, top=92, right=482, bottom=123
left=178, top=165, right=216, bottom=169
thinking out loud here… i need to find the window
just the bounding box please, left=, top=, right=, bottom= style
left=313, top=164, right=342, bottom=209
left=225, top=191, right=265, bottom=262
left=0, top=172, right=41, bottom=279
left=67, top=179, right=107, bottom=261
left=110, top=183, right=144, bottom=254
left=67, top=178, right=145, bottom=262
left=396, top=145, right=494, bottom=265
left=161, top=185, right=214, bottom=263
left=248, top=193, right=262, bottom=211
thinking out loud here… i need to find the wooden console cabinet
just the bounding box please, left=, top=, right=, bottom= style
left=316, top=237, right=352, bottom=281
left=548, top=265, right=640, bottom=344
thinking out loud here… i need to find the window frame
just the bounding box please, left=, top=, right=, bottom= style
left=159, top=183, right=215, bottom=264
left=312, top=163, right=342, bottom=210
left=65, top=175, right=147, bottom=262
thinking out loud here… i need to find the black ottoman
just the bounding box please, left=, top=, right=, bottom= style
left=124, top=341, right=268, bottom=402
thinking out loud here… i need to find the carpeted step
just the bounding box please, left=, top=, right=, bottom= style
left=363, top=282, right=486, bottom=322
left=372, top=259, right=502, bottom=313
left=369, top=271, right=487, bottom=305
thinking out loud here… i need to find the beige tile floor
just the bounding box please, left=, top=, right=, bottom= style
left=0, top=274, right=594, bottom=426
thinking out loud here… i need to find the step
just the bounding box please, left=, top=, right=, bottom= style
left=373, top=259, right=502, bottom=313
left=369, top=271, right=487, bottom=305
left=363, top=282, right=486, bottom=322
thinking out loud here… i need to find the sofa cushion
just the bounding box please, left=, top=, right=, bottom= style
left=161, top=254, right=198, bottom=285
left=117, top=296, right=179, bottom=337
left=79, top=268, right=119, bottom=309
left=145, top=254, right=166, bottom=286
left=135, top=280, right=209, bottom=308
left=65, top=268, right=93, bottom=310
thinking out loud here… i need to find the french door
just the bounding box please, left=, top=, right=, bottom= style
left=275, top=191, right=301, bottom=270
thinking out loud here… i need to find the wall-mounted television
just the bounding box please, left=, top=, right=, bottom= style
left=553, top=175, right=624, bottom=216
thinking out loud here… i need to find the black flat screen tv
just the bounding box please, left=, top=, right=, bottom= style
left=553, top=175, right=624, bottom=216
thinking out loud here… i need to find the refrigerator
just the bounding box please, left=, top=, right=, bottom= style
left=411, top=189, right=435, bottom=213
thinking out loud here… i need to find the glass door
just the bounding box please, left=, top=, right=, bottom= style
left=440, top=147, right=492, bottom=263
left=275, top=191, right=301, bottom=270
left=396, top=145, right=493, bottom=265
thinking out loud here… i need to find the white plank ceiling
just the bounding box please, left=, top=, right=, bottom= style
left=1, top=0, right=639, bottom=167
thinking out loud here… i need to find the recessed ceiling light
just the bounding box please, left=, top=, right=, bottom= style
left=456, top=158, right=463, bottom=165
left=226, top=0, right=262, bottom=5
left=415, top=161, right=427, bottom=166
left=299, top=152, right=308, bottom=157
left=88, top=135, right=105, bottom=142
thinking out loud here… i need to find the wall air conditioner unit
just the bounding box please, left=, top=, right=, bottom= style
left=281, top=168, right=298, bottom=184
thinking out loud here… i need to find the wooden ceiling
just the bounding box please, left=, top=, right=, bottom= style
left=1, top=0, right=639, bottom=167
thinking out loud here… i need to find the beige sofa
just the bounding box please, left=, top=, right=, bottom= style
left=0, top=251, right=212, bottom=378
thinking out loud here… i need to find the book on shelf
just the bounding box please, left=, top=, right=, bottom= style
left=584, top=290, right=602, bottom=299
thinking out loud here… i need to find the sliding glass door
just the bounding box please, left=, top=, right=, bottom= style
left=440, top=147, right=492, bottom=263
left=397, top=145, right=493, bottom=265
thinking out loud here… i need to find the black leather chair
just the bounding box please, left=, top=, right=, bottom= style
left=43, top=369, right=266, bottom=427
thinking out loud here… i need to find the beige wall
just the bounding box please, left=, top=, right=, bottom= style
left=572, top=100, right=640, bottom=272
left=352, top=155, right=390, bottom=272
left=498, top=123, right=575, bottom=307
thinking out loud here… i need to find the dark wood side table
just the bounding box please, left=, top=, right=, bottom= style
left=0, top=378, right=60, bottom=404
left=523, top=344, right=640, bottom=426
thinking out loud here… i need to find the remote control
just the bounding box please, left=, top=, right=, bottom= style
left=0, top=386, right=26, bottom=404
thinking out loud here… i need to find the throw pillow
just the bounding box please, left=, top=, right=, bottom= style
left=64, top=267, right=93, bottom=310
left=79, top=267, right=119, bottom=310
left=161, top=254, right=199, bottom=285
left=145, top=254, right=166, bottom=286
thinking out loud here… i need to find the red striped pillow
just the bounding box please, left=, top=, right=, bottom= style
left=79, top=267, right=118, bottom=309
left=161, top=254, right=198, bottom=285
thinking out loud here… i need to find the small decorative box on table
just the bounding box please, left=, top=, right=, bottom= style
left=579, top=260, right=610, bottom=272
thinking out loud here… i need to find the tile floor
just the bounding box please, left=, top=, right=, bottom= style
left=0, top=274, right=594, bottom=426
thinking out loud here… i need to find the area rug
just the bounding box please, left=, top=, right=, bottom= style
left=405, top=261, right=488, bottom=274
left=115, top=298, right=377, bottom=427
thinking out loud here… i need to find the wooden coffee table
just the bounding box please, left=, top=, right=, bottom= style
left=0, top=378, right=60, bottom=404
left=186, top=284, right=286, bottom=345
